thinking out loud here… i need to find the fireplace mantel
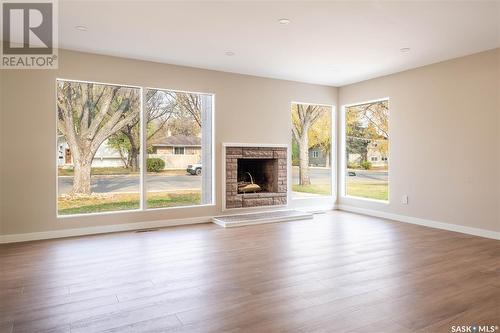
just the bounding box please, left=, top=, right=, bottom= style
left=222, top=143, right=289, bottom=210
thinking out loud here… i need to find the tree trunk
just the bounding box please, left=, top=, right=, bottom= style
left=125, top=130, right=139, bottom=172
left=72, top=158, right=92, bottom=195
left=325, top=149, right=330, bottom=168
left=129, top=146, right=139, bottom=172
left=117, top=148, right=129, bottom=169
left=362, top=151, right=368, bottom=163
left=298, top=134, right=310, bottom=185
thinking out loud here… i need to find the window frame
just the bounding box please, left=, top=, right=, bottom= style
left=340, top=97, right=390, bottom=204
left=290, top=101, right=336, bottom=201
left=55, top=78, right=215, bottom=218
left=143, top=86, right=215, bottom=212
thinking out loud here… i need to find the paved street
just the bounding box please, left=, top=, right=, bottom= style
left=58, top=174, right=202, bottom=194
left=58, top=168, right=388, bottom=194
left=291, top=167, right=331, bottom=184
left=346, top=169, right=388, bottom=182
left=291, top=166, right=388, bottom=184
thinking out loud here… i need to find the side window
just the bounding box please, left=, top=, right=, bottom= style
left=56, top=80, right=141, bottom=215
left=291, top=103, right=333, bottom=198
left=344, top=99, right=389, bottom=201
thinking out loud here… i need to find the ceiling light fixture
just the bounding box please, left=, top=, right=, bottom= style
left=225, top=51, right=235, bottom=56
left=400, top=47, right=411, bottom=53
left=278, top=18, right=291, bottom=25
left=75, top=25, right=88, bottom=31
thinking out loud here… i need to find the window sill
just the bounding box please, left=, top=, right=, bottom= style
left=341, top=195, right=390, bottom=205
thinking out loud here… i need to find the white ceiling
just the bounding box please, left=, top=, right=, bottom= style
left=59, top=1, right=500, bottom=86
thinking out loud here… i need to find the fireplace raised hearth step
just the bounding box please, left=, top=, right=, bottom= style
left=212, top=210, right=313, bottom=228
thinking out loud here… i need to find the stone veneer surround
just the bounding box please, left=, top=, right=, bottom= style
left=225, top=146, right=287, bottom=209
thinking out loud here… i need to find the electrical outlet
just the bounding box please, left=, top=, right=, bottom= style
left=401, top=195, right=409, bottom=205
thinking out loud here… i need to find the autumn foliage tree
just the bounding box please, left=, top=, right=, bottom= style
left=308, top=112, right=332, bottom=167
left=345, top=100, right=389, bottom=166
left=57, top=81, right=140, bottom=195
left=292, top=104, right=329, bottom=185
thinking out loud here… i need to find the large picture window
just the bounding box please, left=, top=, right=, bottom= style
left=291, top=102, right=333, bottom=198
left=145, top=89, right=213, bottom=209
left=344, top=99, right=389, bottom=201
left=56, top=80, right=213, bottom=216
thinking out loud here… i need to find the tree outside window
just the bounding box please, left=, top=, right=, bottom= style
left=291, top=103, right=332, bottom=198
left=345, top=100, right=389, bottom=201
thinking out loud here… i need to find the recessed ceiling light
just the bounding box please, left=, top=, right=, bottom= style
left=278, top=18, right=291, bottom=25
left=75, top=25, right=88, bottom=31
left=225, top=51, right=235, bottom=56
left=400, top=47, right=411, bottom=53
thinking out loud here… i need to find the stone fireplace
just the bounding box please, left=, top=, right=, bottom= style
left=225, top=145, right=287, bottom=209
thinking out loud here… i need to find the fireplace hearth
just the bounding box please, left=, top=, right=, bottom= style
left=225, top=145, right=287, bottom=209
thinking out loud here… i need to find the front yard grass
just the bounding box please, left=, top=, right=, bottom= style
left=292, top=183, right=331, bottom=196
left=58, top=191, right=201, bottom=215
left=346, top=180, right=388, bottom=201
left=147, top=191, right=201, bottom=209
left=58, top=167, right=137, bottom=176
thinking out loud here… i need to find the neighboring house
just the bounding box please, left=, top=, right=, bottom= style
left=149, top=134, right=201, bottom=169
left=58, top=134, right=202, bottom=170
left=57, top=136, right=124, bottom=168
left=347, top=141, right=388, bottom=167
left=367, top=141, right=388, bottom=167
left=308, top=147, right=329, bottom=167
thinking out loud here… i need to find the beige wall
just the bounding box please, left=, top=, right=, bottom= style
left=338, top=48, right=500, bottom=232
left=0, top=50, right=337, bottom=235
left=498, top=49, right=500, bottom=230
left=0, top=69, right=3, bottom=236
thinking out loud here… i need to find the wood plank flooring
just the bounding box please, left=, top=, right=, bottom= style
left=1, top=211, right=499, bottom=333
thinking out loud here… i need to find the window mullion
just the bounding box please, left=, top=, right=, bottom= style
left=140, top=87, right=147, bottom=210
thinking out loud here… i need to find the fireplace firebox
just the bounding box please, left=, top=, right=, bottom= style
left=225, top=145, right=287, bottom=209
left=237, top=158, right=278, bottom=193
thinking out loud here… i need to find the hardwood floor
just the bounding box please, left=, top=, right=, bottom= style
left=1, top=211, right=499, bottom=333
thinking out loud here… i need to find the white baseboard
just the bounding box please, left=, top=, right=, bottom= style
left=3, top=206, right=498, bottom=243
left=0, top=216, right=211, bottom=244
left=336, top=204, right=500, bottom=240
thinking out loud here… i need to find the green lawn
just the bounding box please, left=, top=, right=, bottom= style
left=58, top=192, right=201, bottom=215
left=147, top=192, right=201, bottom=209
left=58, top=167, right=136, bottom=176
left=292, top=183, right=331, bottom=196
left=346, top=180, right=388, bottom=201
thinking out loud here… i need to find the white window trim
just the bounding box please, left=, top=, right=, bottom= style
left=144, top=87, right=215, bottom=210
left=55, top=78, right=215, bottom=218
left=340, top=97, right=390, bottom=204
left=290, top=101, right=337, bottom=202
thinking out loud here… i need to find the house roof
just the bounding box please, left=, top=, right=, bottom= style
left=151, top=135, right=201, bottom=147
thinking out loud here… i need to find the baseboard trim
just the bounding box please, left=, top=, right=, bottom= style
left=336, top=204, right=500, bottom=240
left=0, top=216, right=211, bottom=244
left=3, top=206, right=498, bottom=243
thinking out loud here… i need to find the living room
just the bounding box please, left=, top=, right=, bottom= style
left=0, top=1, right=499, bottom=332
